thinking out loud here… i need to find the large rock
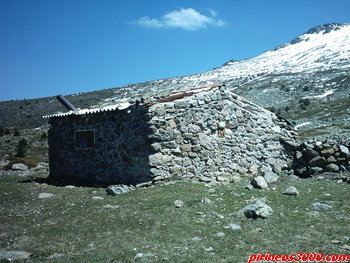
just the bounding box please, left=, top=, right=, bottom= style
left=251, top=176, right=268, bottom=189
left=11, top=163, right=29, bottom=171
left=339, top=145, right=349, bottom=155
left=283, top=186, right=299, bottom=195
left=239, top=199, right=273, bottom=219
left=309, top=156, right=328, bottom=168
left=325, top=164, right=340, bottom=172
left=106, top=185, right=131, bottom=195
left=134, top=253, right=157, bottom=263
left=0, top=251, right=31, bottom=261
left=260, top=166, right=279, bottom=183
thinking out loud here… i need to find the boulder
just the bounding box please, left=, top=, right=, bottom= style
left=251, top=176, right=268, bottom=189
left=106, top=185, right=131, bottom=195
left=283, top=186, right=299, bottom=195
left=11, top=163, right=29, bottom=171
left=260, top=166, right=279, bottom=183
left=339, top=145, right=349, bottom=155
left=325, top=164, right=340, bottom=172
left=239, top=199, right=273, bottom=219
left=310, top=156, right=328, bottom=168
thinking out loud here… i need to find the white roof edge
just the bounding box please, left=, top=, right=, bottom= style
left=43, top=102, right=132, bottom=119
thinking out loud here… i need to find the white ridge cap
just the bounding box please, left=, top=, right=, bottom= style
left=43, top=102, right=132, bottom=118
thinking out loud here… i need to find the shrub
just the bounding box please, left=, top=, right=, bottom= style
left=0, top=127, right=4, bottom=137
left=41, top=132, right=47, bottom=139
left=13, top=129, right=20, bottom=136
left=16, top=138, right=27, bottom=158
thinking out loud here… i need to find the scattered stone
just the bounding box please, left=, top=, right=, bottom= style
left=312, top=201, right=333, bottom=210
left=239, top=199, right=273, bottom=219
left=244, top=183, right=254, bottom=190
left=325, top=164, right=339, bottom=172
left=106, top=184, right=131, bottom=195
left=174, top=200, right=184, bottom=208
left=11, top=163, right=29, bottom=171
left=201, top=197, right=212, bottom=204
left=283, top=186, right=299, bottom=195
left=0, top=251, right=31, bottom=261
left=103, top=204, right=119, bottom=209
left=227, top=223, right=241, bottom=230
left=262, top=170, right=279, bottom=183
left=64, top=185, right=76, bottom=189
left=213, top=232, right=225, bottom=237
left=203, top=247, right=214, bottom=252
left=133, top=253, right=157, bottom=263
left=229, top=174, right=241, bottom=183
left=199, top=176, right=213, bottom=183
left=251, top=176, right=268, bottom=189
left=192, top=237, right=202, bottom=241
left=340, top=245, right=350, bottom=251
left=92, top=196, right=104, bottom=200
left=339, top=145, right=349, bottom=155
left=309, top=156, right=328, bottom=168
left=38, top=193, right=54, bottom=199
left=136, top=181, right=153, bottom=188
left=48, top=253, right=65, bottom=259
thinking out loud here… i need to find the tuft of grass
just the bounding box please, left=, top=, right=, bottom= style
left=0, top=173, right=349, bottom=262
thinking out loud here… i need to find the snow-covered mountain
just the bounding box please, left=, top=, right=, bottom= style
left=1, top=23, right=349, bottom=140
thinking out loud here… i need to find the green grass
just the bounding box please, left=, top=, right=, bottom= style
left=0, top=173, right=349, bottom=263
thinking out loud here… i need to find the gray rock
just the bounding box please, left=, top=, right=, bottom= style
left=261, top=167, right=279, bottom=183
left=310, top=156, right=328, bottom=168
left=11, top=163, right=29, bottom=171
left=302, top=148, right=319, bottom=159
left=227, top=223, right=241, bottom=230
left=106, top=184, right=131, bottom=195
left=310, top=166, right=323, bottom=175
left=283, top=186, right=299, bottom=195
left=38, top=193, right=54, bottom=199
left=251, top=176, right=268, bottom=189
left=339, top=145, right=349, bottom=155
left=239, top=199, right=273, bottom=218
left=244, top=183, right=254, bottom=190
left=134, top=253, right=157, bottom=263
left=320, top=147, right=335, bottom=157
left=312, top=201, right=333, bottom=210
left=201, top=197, right=212, bottom=204
left=213, top=232, right=225, bottom=237
left=325, top=164, right=340, bottom=172
left=0, top=251, right=31, bottom=261
left=174, top=200, right=184, bottom=208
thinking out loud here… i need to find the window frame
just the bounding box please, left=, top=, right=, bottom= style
left=74, top=129, right=95, bottom=149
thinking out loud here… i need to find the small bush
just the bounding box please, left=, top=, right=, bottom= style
left=16, top=138, right=27, bottom=158
left=41, top=132, right=47, bottom=139
left=13, top=129, right=20, bottom=136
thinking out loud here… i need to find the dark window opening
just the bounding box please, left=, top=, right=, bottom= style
left=75, top=130, right=95, bottom=149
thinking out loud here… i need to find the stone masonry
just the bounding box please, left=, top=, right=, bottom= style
left=47, top=86, right=297, bottom=185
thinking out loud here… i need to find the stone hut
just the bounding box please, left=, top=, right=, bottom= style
left=45, top=85, right=296, bottom=185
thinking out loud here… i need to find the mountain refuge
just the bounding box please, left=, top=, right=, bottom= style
left=45, top=85, right=296, bottom=185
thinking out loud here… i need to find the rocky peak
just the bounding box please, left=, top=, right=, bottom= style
left=305, top=22, right=349, bottom=35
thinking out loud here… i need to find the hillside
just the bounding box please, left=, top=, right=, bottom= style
left=1, top=23, right=349, bottom=140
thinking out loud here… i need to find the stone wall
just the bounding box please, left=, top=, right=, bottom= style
left=48, top=105, right=154, bottom=185
left=146, top=87, right=296, bottom=182
left=292, top=140, right=350, bottom=177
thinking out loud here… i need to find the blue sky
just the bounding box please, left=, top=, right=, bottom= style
left=1, top=0, right=350, bottom=101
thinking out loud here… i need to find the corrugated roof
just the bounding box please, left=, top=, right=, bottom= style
left=43, top=102, right=131, bottom=118
left=44, top=83, right=225, bottom=119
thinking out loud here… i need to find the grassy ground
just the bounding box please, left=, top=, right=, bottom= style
left=0, top=172, right=349, bottom=263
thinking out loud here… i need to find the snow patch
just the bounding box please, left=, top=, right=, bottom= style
left=295, top=122, right=311, bottom=129
left=313, top=89, right=335, bottom=99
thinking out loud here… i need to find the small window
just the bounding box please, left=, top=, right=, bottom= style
left=75, top=130, right=95, bottom=149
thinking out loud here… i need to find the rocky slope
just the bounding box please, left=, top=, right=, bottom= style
left=1, top=23, right=349, bottom=140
